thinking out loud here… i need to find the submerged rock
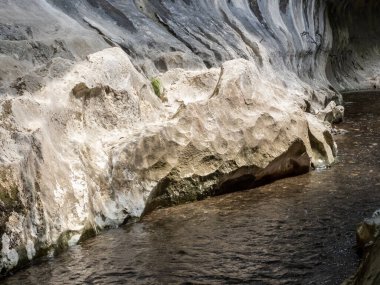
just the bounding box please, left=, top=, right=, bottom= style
left=356, top=211, right=380, bottom=251
left=343, top=210, right=380, bottom=285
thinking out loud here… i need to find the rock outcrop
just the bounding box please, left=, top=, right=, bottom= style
left=0, top=45, right=338, bottom=273
left=0, top=48, right=162, bottom=271
left=343, top=211, right=380, bottom=285
left=1, top=0, right=371, bottom=274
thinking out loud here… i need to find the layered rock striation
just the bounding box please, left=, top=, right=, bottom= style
left=327, top=0, right=380, bottom=91
left=0, top=0, right=372, bottom=274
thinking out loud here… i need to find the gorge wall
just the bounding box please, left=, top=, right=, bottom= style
left=327, top=0, right=380, bottom=91
left=0, top=0, right=376, bottom=276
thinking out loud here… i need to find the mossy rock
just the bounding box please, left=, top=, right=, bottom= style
left=151, top=78, right=161, bottom=96
left=78, top=226, right=98, bottom=243
left=150, top=77, right=168, bottom=102
left=72, top=82, right=90, bottom=98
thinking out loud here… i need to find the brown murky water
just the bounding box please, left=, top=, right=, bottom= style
left=3, top=92, right=380, bottom=285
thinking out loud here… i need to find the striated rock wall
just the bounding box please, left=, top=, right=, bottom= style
left=0, top=0, right=367, bottom=274
left=327, top=0, right=380, bottom=91
left=2, top=0, right=340, bottom=102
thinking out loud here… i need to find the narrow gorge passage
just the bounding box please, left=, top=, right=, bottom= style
left=3, top=92, right=380, bottom=284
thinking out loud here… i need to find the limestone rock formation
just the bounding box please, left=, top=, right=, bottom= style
left=316, top=101, right=344, bottom=124
left=1, top=0, right=370, bottom=275
left=0, top=46, right=338, bottom=273
left=0, top=48, right=161, bottom=271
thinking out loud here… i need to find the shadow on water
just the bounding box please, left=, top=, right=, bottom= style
left=3, top=91, right=380, bottom=284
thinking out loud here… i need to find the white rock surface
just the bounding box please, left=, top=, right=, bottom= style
left=0, top=47, right=339, bottom=272
left=0, top=0, right=355, bottom=274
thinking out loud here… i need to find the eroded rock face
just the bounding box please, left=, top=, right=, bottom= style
left=0, top=0, right=354, bottom=274
left=0, top=48, right=162, bottom=272
left=0, top=47, right=338, bottom=273
left=112, top=58, right=337, bottom=214
left=327, top=0, right=380, bottom=91
left=316, top=101, right=344, bottom=124
left=0, top=0, right=110, bottom=97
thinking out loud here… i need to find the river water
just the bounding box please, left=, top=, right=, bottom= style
left=3, top=92, right=380, bottom=285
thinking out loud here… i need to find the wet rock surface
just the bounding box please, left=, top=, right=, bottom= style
left=0, top=0, right=378, bottom=277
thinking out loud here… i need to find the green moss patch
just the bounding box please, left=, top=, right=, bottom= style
left=151, top=78, right=162, bottom=98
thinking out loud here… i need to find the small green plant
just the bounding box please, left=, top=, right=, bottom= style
left=151, top=78, right=161, bottom=98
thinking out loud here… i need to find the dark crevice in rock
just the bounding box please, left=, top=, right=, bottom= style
left=85, top=0, right=137, bottom=33
left=248, top=0, right=264, bottom=25
left=83, top=19, right=119, bottom=48
left=308, top=128, right=328, bottom=161
left=220, top=9, right=263, bottom=67
left=154, top=13, right=201, bottom=61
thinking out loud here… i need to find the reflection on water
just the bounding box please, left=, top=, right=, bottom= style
left=3, top=92, right=380, bottom=285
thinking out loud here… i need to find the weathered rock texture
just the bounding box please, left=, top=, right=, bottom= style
left=0, top=0, right=372, bottom=274
left=327, top=0, right=380, bottom=91
left=343, top=211, right=380, bottom=285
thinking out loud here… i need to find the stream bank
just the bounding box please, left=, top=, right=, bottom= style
left=2, top=92, right=379, bottom=284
